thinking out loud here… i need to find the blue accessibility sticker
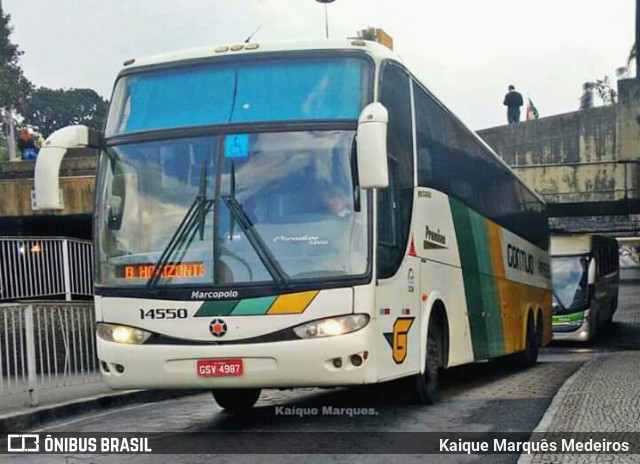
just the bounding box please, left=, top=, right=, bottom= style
left=224, top=134, right=250, bottom=158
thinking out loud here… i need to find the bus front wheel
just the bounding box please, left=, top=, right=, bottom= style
left=412, top=320, right=441, bottom=405
left=212, top=388, right=261, bottom=413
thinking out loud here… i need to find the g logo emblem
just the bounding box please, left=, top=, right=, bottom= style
left=384, top=317, right=414, bottom=364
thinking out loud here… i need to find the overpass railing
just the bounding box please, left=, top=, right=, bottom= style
left=0, top=237, right=93, bottom=302
left=540, top=187, right=640, bottom=204
left=0, top=301, right=99, bottom=406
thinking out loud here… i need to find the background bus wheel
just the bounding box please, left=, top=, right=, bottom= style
left=212, top=388, right=261, bottom=413
left=413, top=321, right=440, bottom=405
left=512, top=314, right=538, bottom=369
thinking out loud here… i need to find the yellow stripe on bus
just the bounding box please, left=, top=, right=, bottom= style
left=266, top=291, right=319, bottom=314
left=487, top=221, right=552, bottom=353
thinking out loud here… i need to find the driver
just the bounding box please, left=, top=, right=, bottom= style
left=324, top=188, right=352, bottom=218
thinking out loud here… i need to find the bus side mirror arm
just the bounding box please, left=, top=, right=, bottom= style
left=356, top=103, right=389, bottom=189
left=32, top=125, right=102, bottom=210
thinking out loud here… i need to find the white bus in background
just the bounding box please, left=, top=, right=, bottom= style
left=35, top=37, right=552, bottom=413
left=550, top=234, right=619, bottom=342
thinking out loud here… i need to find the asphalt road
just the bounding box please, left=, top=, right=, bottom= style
left=7, top=267, right=640, bottom=464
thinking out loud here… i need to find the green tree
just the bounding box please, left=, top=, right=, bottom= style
left=21, top=87, right=109, bottom=137
left=593, top=76, right=617, bottom=105
left=0, top=8, right=31, bottom=109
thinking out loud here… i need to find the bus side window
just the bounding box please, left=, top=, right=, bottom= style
left=377, top=62, right=414, bottom=279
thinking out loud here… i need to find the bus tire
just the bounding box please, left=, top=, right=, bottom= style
left=412, top=319, right=441, bottom=405
left=536, top=310, right=544, bottom=348
left=212, top=388, right=261, bottom=413
left=512, top=313, right=538, bottom=369
left=586, top=309, right=598, bottom=344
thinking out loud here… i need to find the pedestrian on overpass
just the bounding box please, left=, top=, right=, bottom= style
left=503, top=85, right=524, bottom=124
left=579, top=82, right=594, bottom=110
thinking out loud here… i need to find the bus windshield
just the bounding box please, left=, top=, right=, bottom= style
left=551, top=256, right=589, bottom=312
left=95, top=130, right=368, bottom=288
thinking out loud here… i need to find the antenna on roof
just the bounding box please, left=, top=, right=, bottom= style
left=244, top=25, right=262, bottom=43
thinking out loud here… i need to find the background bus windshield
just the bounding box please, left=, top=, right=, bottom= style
left=552, top=256, right=589, bottom=312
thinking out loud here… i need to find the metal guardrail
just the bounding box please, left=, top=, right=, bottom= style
left=0, top=302, right=99, bottom=406
left=0, top=237, right=93, bottom=301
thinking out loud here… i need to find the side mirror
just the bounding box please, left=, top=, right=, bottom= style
left=588, top=258, right=596, bottom=282
left=33, top=125, right=101, bottom=210
left=356, top=103, right=389, bottom=189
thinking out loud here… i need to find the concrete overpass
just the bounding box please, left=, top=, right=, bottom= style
left=478, top=78, right=640, bottom=235
left=0, top=79, right=639, bottom=239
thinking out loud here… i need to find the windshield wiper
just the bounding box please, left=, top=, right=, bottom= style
left=146, top=161, right=212, bottom=289
left=228, top=161, right=236, bottom=241
left=221, top=194, right=288, bottom=286
left=197, top=161, right=209, bottom=240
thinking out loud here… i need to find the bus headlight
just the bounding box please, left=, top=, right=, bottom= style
left=293, top=314, right=369, bottom=339
left=97, top=323, right=151, bottom=344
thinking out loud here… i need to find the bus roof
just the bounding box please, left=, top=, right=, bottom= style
left=121, top=39, right=399, bottom=71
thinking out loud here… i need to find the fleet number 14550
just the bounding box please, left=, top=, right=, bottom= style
left=139, top=308, right=188, bottom=320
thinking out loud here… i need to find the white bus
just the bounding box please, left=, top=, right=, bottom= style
left=36, top=38, right=552, bottom=412
left=550, top=234, right=619, bottom=342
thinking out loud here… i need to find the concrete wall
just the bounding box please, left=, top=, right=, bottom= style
left=0, top=157, right=97, bottom=218
left=478, top=79, right=640, bottom=203
left=0, top=176, right=95, bottom=218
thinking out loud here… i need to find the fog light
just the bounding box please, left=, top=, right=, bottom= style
left=114, top=364, right=125, bottom=374
left=350, top=354, right=363, bottom=366
left=333, top=358, right=343, bottom=368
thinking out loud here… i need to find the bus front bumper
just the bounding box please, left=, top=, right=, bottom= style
left=96, top=325, right=376, bottom=389
left=552, top=310, right=592, bottom=342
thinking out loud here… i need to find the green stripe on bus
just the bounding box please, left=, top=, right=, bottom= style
left=195, top=300, right=240, bottom=317
left=232, top=296, right=278, bottom=315
left=553, top=311, right=585, bottom=324
left=450, top=199, right=490, bottom=360
left=471, top=214, right=505, bottom=358
left=450, top=199, right=505, bottom=359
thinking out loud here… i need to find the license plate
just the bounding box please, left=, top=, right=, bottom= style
left=197, top=359, right=243, bottom=377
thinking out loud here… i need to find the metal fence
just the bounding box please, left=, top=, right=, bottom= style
left=0, top=301, right=99, bottom=406
left=0, top=237, right=93, bottom=302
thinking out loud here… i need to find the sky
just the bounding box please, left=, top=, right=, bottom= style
left=3, top=0, right=635, bottom=130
